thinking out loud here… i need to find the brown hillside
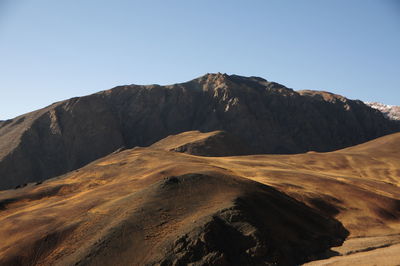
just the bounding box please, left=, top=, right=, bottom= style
left=150, top=130, right=254, bottom=156
left=0, top=131, right=400, bottom=265
left=1, top=73, right=399, bottom=190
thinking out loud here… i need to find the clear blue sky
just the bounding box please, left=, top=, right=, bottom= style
left=1, top=0, right=399, bottom=120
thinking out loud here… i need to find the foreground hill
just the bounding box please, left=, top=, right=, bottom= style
left=1, top=73, right=399, bottom=190
left=1, top=131, right=400, bottom=265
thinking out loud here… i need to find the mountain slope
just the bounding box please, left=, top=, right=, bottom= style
left=0, top=73, right=399, bottom=190
left=1, top=131, right=400, bottom=265
left=150, top=130, right=254, bottom=156
left=365, top=102, right=400, bottom=121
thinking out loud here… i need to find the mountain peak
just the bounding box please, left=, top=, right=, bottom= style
left=196, top=73, right=268, bottom=85
left=0, top=74, right=399, bottom=189
left=190, top=73, right=288, bottom=97
left=202, top=72, right=229, bottom=78
left=298, top=90, right=348, bottom=103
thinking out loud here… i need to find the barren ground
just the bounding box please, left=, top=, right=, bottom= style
left=1, top=131, right=399, bottom=265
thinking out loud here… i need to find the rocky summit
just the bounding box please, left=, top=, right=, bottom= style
left=0, top=73, right=399, bottom=189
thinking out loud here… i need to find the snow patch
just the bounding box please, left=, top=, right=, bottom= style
left=365, top=102, right=400, bottom=121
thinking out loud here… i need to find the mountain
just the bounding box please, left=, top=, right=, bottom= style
left=1, top=130, right=400, bottom=265
left=365, top=102, right=400, bottom=121
left=0, top=73, right=399, bottom=190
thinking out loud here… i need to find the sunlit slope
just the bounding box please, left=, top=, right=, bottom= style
left=0, top=131, right=399, bottom=265
left=150, top=130, right=253, bottom=156
left=152, top=131, right=400, bottom=236
left=209, top=133, right=400, bottom=237
left=0, top=149, right=346, bottom=265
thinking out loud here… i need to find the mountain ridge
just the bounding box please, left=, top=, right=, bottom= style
left=0, top=73, right=399, bottom=189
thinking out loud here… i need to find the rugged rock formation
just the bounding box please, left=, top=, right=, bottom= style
left=0, top=73, right=399, bottom=189
left=0, top=98, right=124, bottom=189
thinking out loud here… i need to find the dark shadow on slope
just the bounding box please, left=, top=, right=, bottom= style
left=78, top=173, right=349, bottom=266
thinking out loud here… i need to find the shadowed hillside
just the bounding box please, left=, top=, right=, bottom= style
left=0, top=73, right=399, bottom=190
left=150, top=130, right=254, bottom=156
left=1, top=131, right=400, bottom=265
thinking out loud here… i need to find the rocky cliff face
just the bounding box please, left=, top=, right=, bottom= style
left=0, top=73, right=399, bottom=189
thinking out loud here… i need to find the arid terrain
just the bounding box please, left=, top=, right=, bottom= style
left=1, top=74, right=399, bottom=265
left=1, top=73, right=399, bottom=190
left=1, top=130, right=400, bottom=265
left=2, top=0, right=399, bottom=263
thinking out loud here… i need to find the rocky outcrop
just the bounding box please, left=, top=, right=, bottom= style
left=0, top=73, right=399, bottom=189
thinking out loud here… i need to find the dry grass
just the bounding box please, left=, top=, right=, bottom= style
left=0, top=132, right=400, bottom=265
